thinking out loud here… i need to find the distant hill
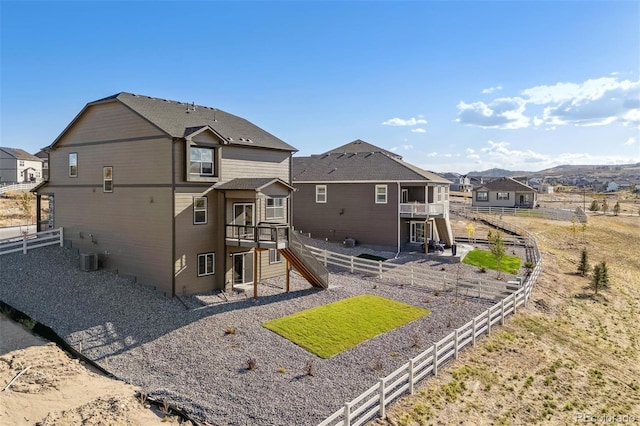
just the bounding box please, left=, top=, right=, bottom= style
left=467, top=163, right=640, bottom=178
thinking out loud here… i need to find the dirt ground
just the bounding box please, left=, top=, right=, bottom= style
left=375, top=214, right=640, bottom=425
left=0, top=316, right=189, bottom=426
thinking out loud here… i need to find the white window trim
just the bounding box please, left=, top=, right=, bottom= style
left=476, top=191, right=488, bottom=201
left=266, top=198, right=285, bottom=220
left=69, top=153, right=78, bottom=177
left=198, top=253, right=215, bottom=276
left=315, top=185, right=327, bottom=203
left=497, top=192, right=509, bottom=201
left=194, top=196, right=207, bottom=224
left=103, top=166, right=113, bottom=193
left=269, top=249, right=282, bottom=264
left=375, top=184, right=388, bottom=204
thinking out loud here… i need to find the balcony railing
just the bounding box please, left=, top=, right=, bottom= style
left=225, top=223, right=289, bottom=248
left=399, top=202, right=445, bottom=217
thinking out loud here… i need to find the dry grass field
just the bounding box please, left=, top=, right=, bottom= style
left=0, top=192, right=40, bottom=227
left=375, top=214, right=640, bottom=425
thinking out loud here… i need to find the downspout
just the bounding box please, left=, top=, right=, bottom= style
left=171, top=138, right=179, bottom=297
left=395, top=182, right=401, bottom=258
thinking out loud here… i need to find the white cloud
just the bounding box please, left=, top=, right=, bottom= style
left=390, top=144, right=414, bottom=152
left=382, top=117, right=428, bottom=126
left=455, top=97, right=529, bottom=129
left=481, top=85, right=503, bottom=94
left=457, top=76, right=640, bottom=129
left=426, top=152, right=438, bottom=157
left=624, top=137, right=637, bottom=146
left=411, top=128, right=426, bottom=133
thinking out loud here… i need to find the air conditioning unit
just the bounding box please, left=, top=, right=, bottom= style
left=343, top=238, right=356, bottom=248
left=79, top=253, right=98, bottom=272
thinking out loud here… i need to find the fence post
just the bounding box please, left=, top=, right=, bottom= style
left=433, top=342, right=438, bottom=376
left=378, top=261, right=383, bottom=278
left=323, top=249, right=328, bottom=267
left=501, top=299, right=505, bottom=325
left=487, top=309, right=492, bottom=335
left=344, top=402, right=351, bottom=426
left=379, top=378, right=386, bottom=419
left=22, top=235, right=27, bottom=254
left=454, top=329, right=459, bottom=359
left=59, top=228, right=64, bottom=247
left=513, top=292, right=517, bottom=314
left=472, top=317, right=476, bottom=346
left=409, top=359, right=415, bottom=395
left=350, top=256, right=354, bottom=273
left=411, top=266, right=414, bottom=285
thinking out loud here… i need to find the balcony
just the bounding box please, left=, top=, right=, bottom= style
left=225, top=223, right=289, bottom=249
left=399, top=202, right=445, bottom=218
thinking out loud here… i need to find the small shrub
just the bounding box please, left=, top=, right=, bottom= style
left=577, top=248, right=590, bottom=277
left=160, top=399, right=171, bottom=417
left=371, top=357, right=383, bottom=372
left=246, top=358, right=257, bottom=371
left=136, top=391, right=147, bottom=406
left=277, top=366, right=286, bottom=374
left=434, top=290, right=440, bottom=296
left=304, top=359, right=316, bottom=376
left=524, top=261, right=534, bottom=270
left=19, top=318, right=36, bottom=330
left=224, top=327, right=236, bottom=335
left=411, top=334, right=422, bottom=349
left=479, top=266, right=487, bottom=273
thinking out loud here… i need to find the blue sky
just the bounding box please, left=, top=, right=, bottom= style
left=1, top=1, right=639, bottom=173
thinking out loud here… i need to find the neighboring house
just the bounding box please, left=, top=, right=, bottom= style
left=443, top=172, right=473, bottom=192
left=32, top=92, right=325, bottom=296
left=35, top=150, right=49, bottom=181
left=0, top=147, right=43, bottom=184
left=292, top=140, right=454, bottom=253
left=531, top=182, right=554, bottom=194
left=472, top=177, right=538, bottom=208
left=606, top=181, right=620, bottom=192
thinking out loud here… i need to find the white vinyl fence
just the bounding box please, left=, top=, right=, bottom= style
left=306, top=246, right=523, bottom=301
left=451, top=204, right=587, bottom=223
left=0, top=228, right=64, bottom=256
left=318, top=216, right=541, bottom=426
left=0, top=182, right=38, bottom=195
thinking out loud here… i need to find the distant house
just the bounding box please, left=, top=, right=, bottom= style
left=32, top=92, right=326, bottom=296
left=0, top=147, right=43, bottom=184
left=606, top=181, right=620, bottom=192
left=442, top=173, right=473, bottom=192
left=35, top=150, right=49, bottom=181
left=292, top=140, right=454, bottom=252
left=472, top=177, right=538, bottom=208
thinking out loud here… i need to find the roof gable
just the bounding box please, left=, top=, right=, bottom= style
left=480, top=177, right=537, bottom=192
left=0, top=147, right=42, bottom=162
left=323, top=139, right=402, bottom=159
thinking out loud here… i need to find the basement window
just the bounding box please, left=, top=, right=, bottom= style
left=198, top=253, right=215, bottom=276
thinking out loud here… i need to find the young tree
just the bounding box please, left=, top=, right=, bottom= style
left=17, top=192, right=34, bottom=223
left=467, top=223, right=476, bottom=244
left=613, top=201, right=620, bottom=216
left=577, top=248, right=590, bottom=277
left=602, top=199, right=609, bottom=215
left=591, top=261, right=610, bottom=294
left=589, top=199, right=600, bottom=212
left=487, top=229, right=505, bottom=279
left=570, top=216, right=578, bottom=238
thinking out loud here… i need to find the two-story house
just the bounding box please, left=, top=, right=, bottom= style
left=292, top=140, right=454, bottom=253
left=472, top=177, right=538, bottom=208
left=33, top=92, right=327, bottom=296
left=0, top=147, right=43, bottom=184
left=442, top=172, right=473, bottom=193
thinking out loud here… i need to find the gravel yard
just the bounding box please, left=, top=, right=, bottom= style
left=0, top=245, right=504, bottom=425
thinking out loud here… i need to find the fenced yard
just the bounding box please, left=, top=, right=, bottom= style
left=317, top=213, right=541, bottom=426
left=451, top=204, right=587, bottom=223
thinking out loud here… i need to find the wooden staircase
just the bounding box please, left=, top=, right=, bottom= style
left=280, top=232, right=329, bottom=289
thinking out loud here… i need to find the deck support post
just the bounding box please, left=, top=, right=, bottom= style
left=253, top=249, right=259, bottom=300
left=285, top=258, right=290, bottom=293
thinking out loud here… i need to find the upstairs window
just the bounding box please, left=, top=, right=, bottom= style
left=437, top=186, right=443, bottom=202
left=266, top=198, right=285, bottom=220
left=194, top=197, right=207, bottom=224
left=103, top=166, right=113, bottom=192
left=315, top=185, right=327, bottom=203
left=476, top=191, right=488, bottom=201
left=19, top=160, right=24, bottom=167
left=497, top=192, right=509, bottom=200
left=69, top=153, right=78, bottom=177
left=375, top=185, right=387, bottom=204
left=189, top=147, right=214, bottom=177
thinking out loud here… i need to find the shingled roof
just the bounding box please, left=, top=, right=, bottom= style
left=323, top=139, right=402, bottom=159
left=51, top=92, right=296, bottom=152
left=293, top=141, right=450, bottom=184
left=477, top=177, right=537, bottom=192
left=0, top=147, right=42, bottom=162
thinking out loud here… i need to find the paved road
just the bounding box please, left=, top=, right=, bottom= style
left=0, top=225, right=36, bottom=240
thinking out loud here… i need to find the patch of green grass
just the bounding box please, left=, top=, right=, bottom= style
left=463, top=249, right=521, bottom=274
left=263, top=295, right=429, bottom=358
left=357, top=253, right=388, bottom=262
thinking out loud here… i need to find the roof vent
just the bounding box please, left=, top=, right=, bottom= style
left=227, top=137, right=233, bottom=141
left=328, top=168, right=337, bottom=174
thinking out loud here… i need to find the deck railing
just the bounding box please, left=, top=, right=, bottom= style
left=224, top=223, right=289, bottom=245
left=399, top=203, right=445, bottom=216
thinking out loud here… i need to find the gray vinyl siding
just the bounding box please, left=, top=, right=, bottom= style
left=50, top=186, right=173, bottom=294
left=0, top=156, right=17, bottom=182
left=472, top=191, right=515, bottom=207
left=260, top=249, right=286, bottom=280
left=220, top=146, right=290, bottom=184
left=45, top=101, right=175, bottom=294
left=293, top=182, right=398, bottom=250
left=174, top=189, right=225, bottom=295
